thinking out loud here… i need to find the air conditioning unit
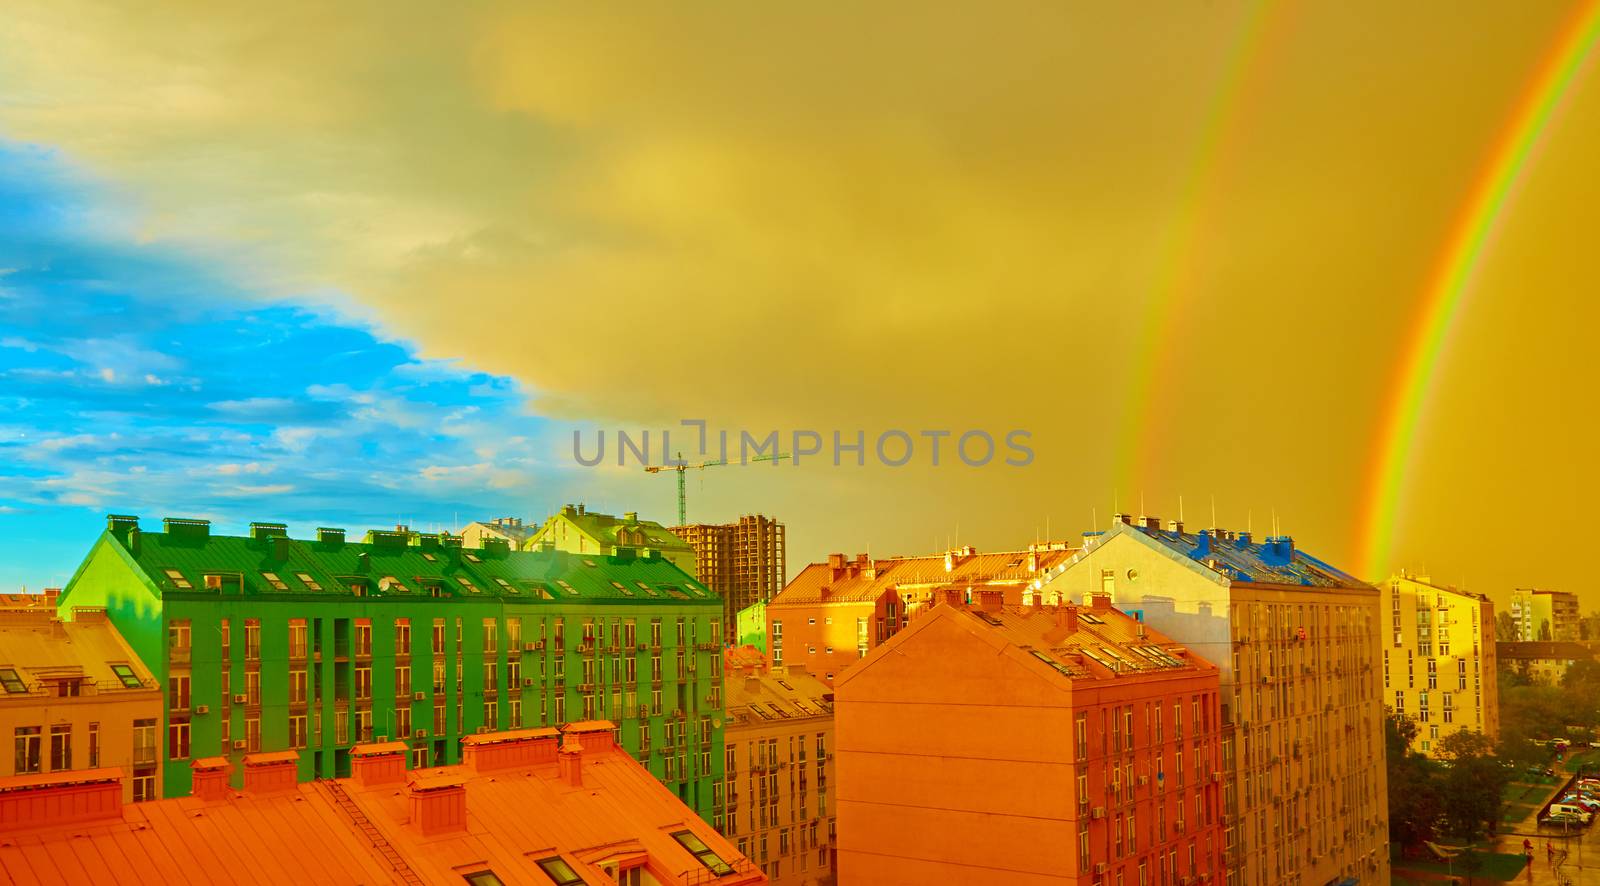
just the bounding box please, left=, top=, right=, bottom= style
left=524, top=642, right=538, bottom=652
left=232, top=740, right=247, bottom=750
left=576, top=644, right=591, bottom=654
left=524, top=678, right=535, bottom=687
left=234, top=693, right=248, bottom=704
left=1092, top=807, right=1106, bottom=819
left=413, top=691, right=425, bottom=701
left=195, top=704, right=210, bottom=715
left=414, top=729, right=428, bottom=739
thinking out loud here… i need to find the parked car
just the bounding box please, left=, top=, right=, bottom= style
left=1559, top=795, right=1600, bottom=812
left=1547, top=803, right=1593, bottom=823
left=1543, top=811, right=1587, bottom=828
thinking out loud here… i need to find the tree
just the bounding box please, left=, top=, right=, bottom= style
left=1539, top=618, right=1553, bottom=642
left=1435, top=730, right=1509, bottom=841
left=1496, top=611, right=1519, bottom=642
left=1386, top=708, right=1442, bottom=851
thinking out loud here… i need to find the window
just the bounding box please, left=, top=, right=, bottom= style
left=132, top=770, right=156, bottom=802
left=133, top=718, right=157, bottom=765
left=245, top=619, right=261, bottom=660
left=356, top=667, right=372, bottom=700
left=289, top=714, right=308, bottom=748
left=296, top=572, right=322, bottom=591
left=483, top=619, right=498, bottom=653
left=397, top=665, right=413, bottom=698
left=168, top=719, right=190, bottom=760
left=169, top=619, right=191, bottom=651
left=14, top=726, right=42, bottom=774
left=261, top=571, right=288, bottom=590
left=290, top=669, right=308, bottom=705
left=289, top=619, right=309, bottom=658
left=88, top=723, right=100, bottom=768
left=534, top=857, right=583, bottom=885
left=50, top=724, right=71, bottom=771
left=355, top=621, right=372, bottom=656
left=671, top=830, right=735, bottom=876
left=247, top=671, right=261, bottom=706
left=169, top=675, right=190, bottom=710
left=0, top=669, right=26, bottom=693
left=162, top=568, right=192, bottom=589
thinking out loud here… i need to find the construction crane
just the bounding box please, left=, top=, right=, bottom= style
left=644, top=451, right=790, bottom=525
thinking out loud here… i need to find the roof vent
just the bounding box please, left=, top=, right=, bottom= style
left=316, top=527, right=346, bottom=544
left=249, top=522, right=288, bottom=540
left=162, top=517, right=211, bottom=539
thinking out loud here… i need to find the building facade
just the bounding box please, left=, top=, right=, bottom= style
left=0, top=604, right=163, bottom=803
left=674, top=515, right=786, bottom=642
left=1510, top=588, right=1580, bottom=643
left=720, top=647, right=836, bottom=886
left=526, top=504, right=697, bottom=575
left=766, top=545, right=1075, bottom=686
left=836, top=590, right=1224, bottom=885
left=1040, top=517, right=1389, bottom=886
left=458, top=516, right=536, bottom=550
left=1380, top=571, right=1499, bottom=754
left=56, top=515, right=727, bottom=821
left=0, top=723, right=766, bottom=885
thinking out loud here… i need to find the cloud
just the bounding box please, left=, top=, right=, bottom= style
left=213, top=483, right=295, bottom=497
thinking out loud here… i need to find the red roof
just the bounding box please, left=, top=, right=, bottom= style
left=772, top=546, right=1077, bottom=605
left=0, top=727, right=765, bottom=885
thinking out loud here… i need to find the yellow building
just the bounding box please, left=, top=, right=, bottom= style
left=1381, top=572, right=1499, bottom=754
left=1510, top=587, right=1580, bottom=642
left=0, top=600, right=162, bottom=803
left=526, top=504, right=697, bottom=575
left=1040, top=517, right=1389, bottom=886
left=720, top=647, right=836, bottom=886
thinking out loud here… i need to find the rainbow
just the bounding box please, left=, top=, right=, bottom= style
left=1118, top=0, right=1289, bottom=489
left=1357, top=0, right=1600, bottom=579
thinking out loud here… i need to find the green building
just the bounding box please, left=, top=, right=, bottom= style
left=57, top=515, right=729, bottom=823
left=735, top=601, right=767, bottom=653
left=526, top=504, right=697, bottom=576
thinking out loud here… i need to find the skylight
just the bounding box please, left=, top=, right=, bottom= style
left=295, top=572, right=322, bottom=591
left=0, top=669, right=27, bottom=694
left=162, top=568, right=192, bottom=589
left=261, top=572, right=288, bottom=591
left=110, top=664, right=143, bottom=689
left=671, top=830, right=736, bottom=877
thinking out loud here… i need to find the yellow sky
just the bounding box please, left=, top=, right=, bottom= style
left=2, top=1, right=1596, bottom=604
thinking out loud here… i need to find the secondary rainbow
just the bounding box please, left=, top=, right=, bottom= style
left=1357, top=0, right=1600, bottom=578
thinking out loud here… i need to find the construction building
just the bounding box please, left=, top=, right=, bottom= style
left=835, top=590, right=1224, bottom=885
left=527, top=504, right=697, bottom=576
left=765, top=544, right=1077, bottom=686
left=1039, top=516, right=1389, bottom=886
left=0, top=600, right=162, bottom=804
left=674, top=515, right=786, bottom=642
left=1380, top=571, right=1499, bottom=754
left=458, top=517, right=536, bottom=550
left=720, top=645, right=837, bottom=886
left=0, top=723, right=765, bottom=885
left=55, top=515, right=728, bottom=822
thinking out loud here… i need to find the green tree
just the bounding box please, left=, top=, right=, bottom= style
left=1435, top=730, right=1509, bottom=841
left=1386, top=708, right=1442, bottom=851
left=1496, top=611, right=1519, bottom=642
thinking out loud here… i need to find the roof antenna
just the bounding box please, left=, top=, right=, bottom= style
left=1178, top=495, right=1185, bottom=524
left=1210, top=495, right=1217, bottom=529
left=1092, top=507, right=1098, bottom=530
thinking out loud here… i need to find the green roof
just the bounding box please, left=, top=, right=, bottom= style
left=102, top=517, right=716, bottom=603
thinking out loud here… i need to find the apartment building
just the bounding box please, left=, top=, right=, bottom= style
left=458, top=516, right=536, bottom=550
left=55, top=515, right=727, bottom=821
left=720, top=646, right=836, bottom=886
left=527, top=504, right=697, bottom=575
left=766, top=544, right=1076, bottom=686
left=1510, top=588, right=1580, bottom=642
left=0, top=723, right=765, bottom=885
left=836, top=590, right=1224, bottom=885
left=1040, top=517, right=1388, bottom=886
left=1380, top=571, right=1499, bottom=753
left=0, top=604, right=162, bottom=803
left=674, top=515, right=786, bottom=642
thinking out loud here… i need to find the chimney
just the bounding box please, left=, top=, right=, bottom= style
left=976, top=589, right=1004, bottom=613
left=1236, top=531, right=1252, bottom=546
left=624, top=511, right=638, bottom=522
left=162, top=517, right=211, bottom=539
left=1113, top=513, right=1132, bottom=525
left=1263, top=536, right=1295, bottom=566
left=562, top=721, right=616, bottom=755
left=191, top=757, right=232, bottom=801
left=249, top=522, right=288, bottom=540
left=940, top=587, right=966, bottom=608
left=1141, top=516, right=1161, bottom=530
left=241, top=751, right=300, bottom=795
left=316, top=527, right=346, bottom=544
left=1167, top=519, right=1184, bottom=535
left=462, top=728, right=560, bottom=773
left=1027, top=550, right=1039, bottom=572
left=272, top=536, right=290, bottom=561
left=0, top=770, right=124, bottom=832
left=351, top=742, right=410, bottom=787
left=558, top=736, right=585, bottom=788
left=407, top=772, right=468, bottom=836
left=1091, top=593, right=1112, bottom=612
left=828, top=553, right=847, bottom=581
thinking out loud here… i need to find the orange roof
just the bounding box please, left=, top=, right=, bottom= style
left=351, top=740, right=411, bottom=756
left=772, top=546, right=1077, bottom=606
left=0, top=767, right=122, bottom=793
left=460, top=727, right=558, bottom=747
left=0, top=727, right=766, bottom=886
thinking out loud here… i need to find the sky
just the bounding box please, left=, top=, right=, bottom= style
left=0, top=2, right=1596, bottom=608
